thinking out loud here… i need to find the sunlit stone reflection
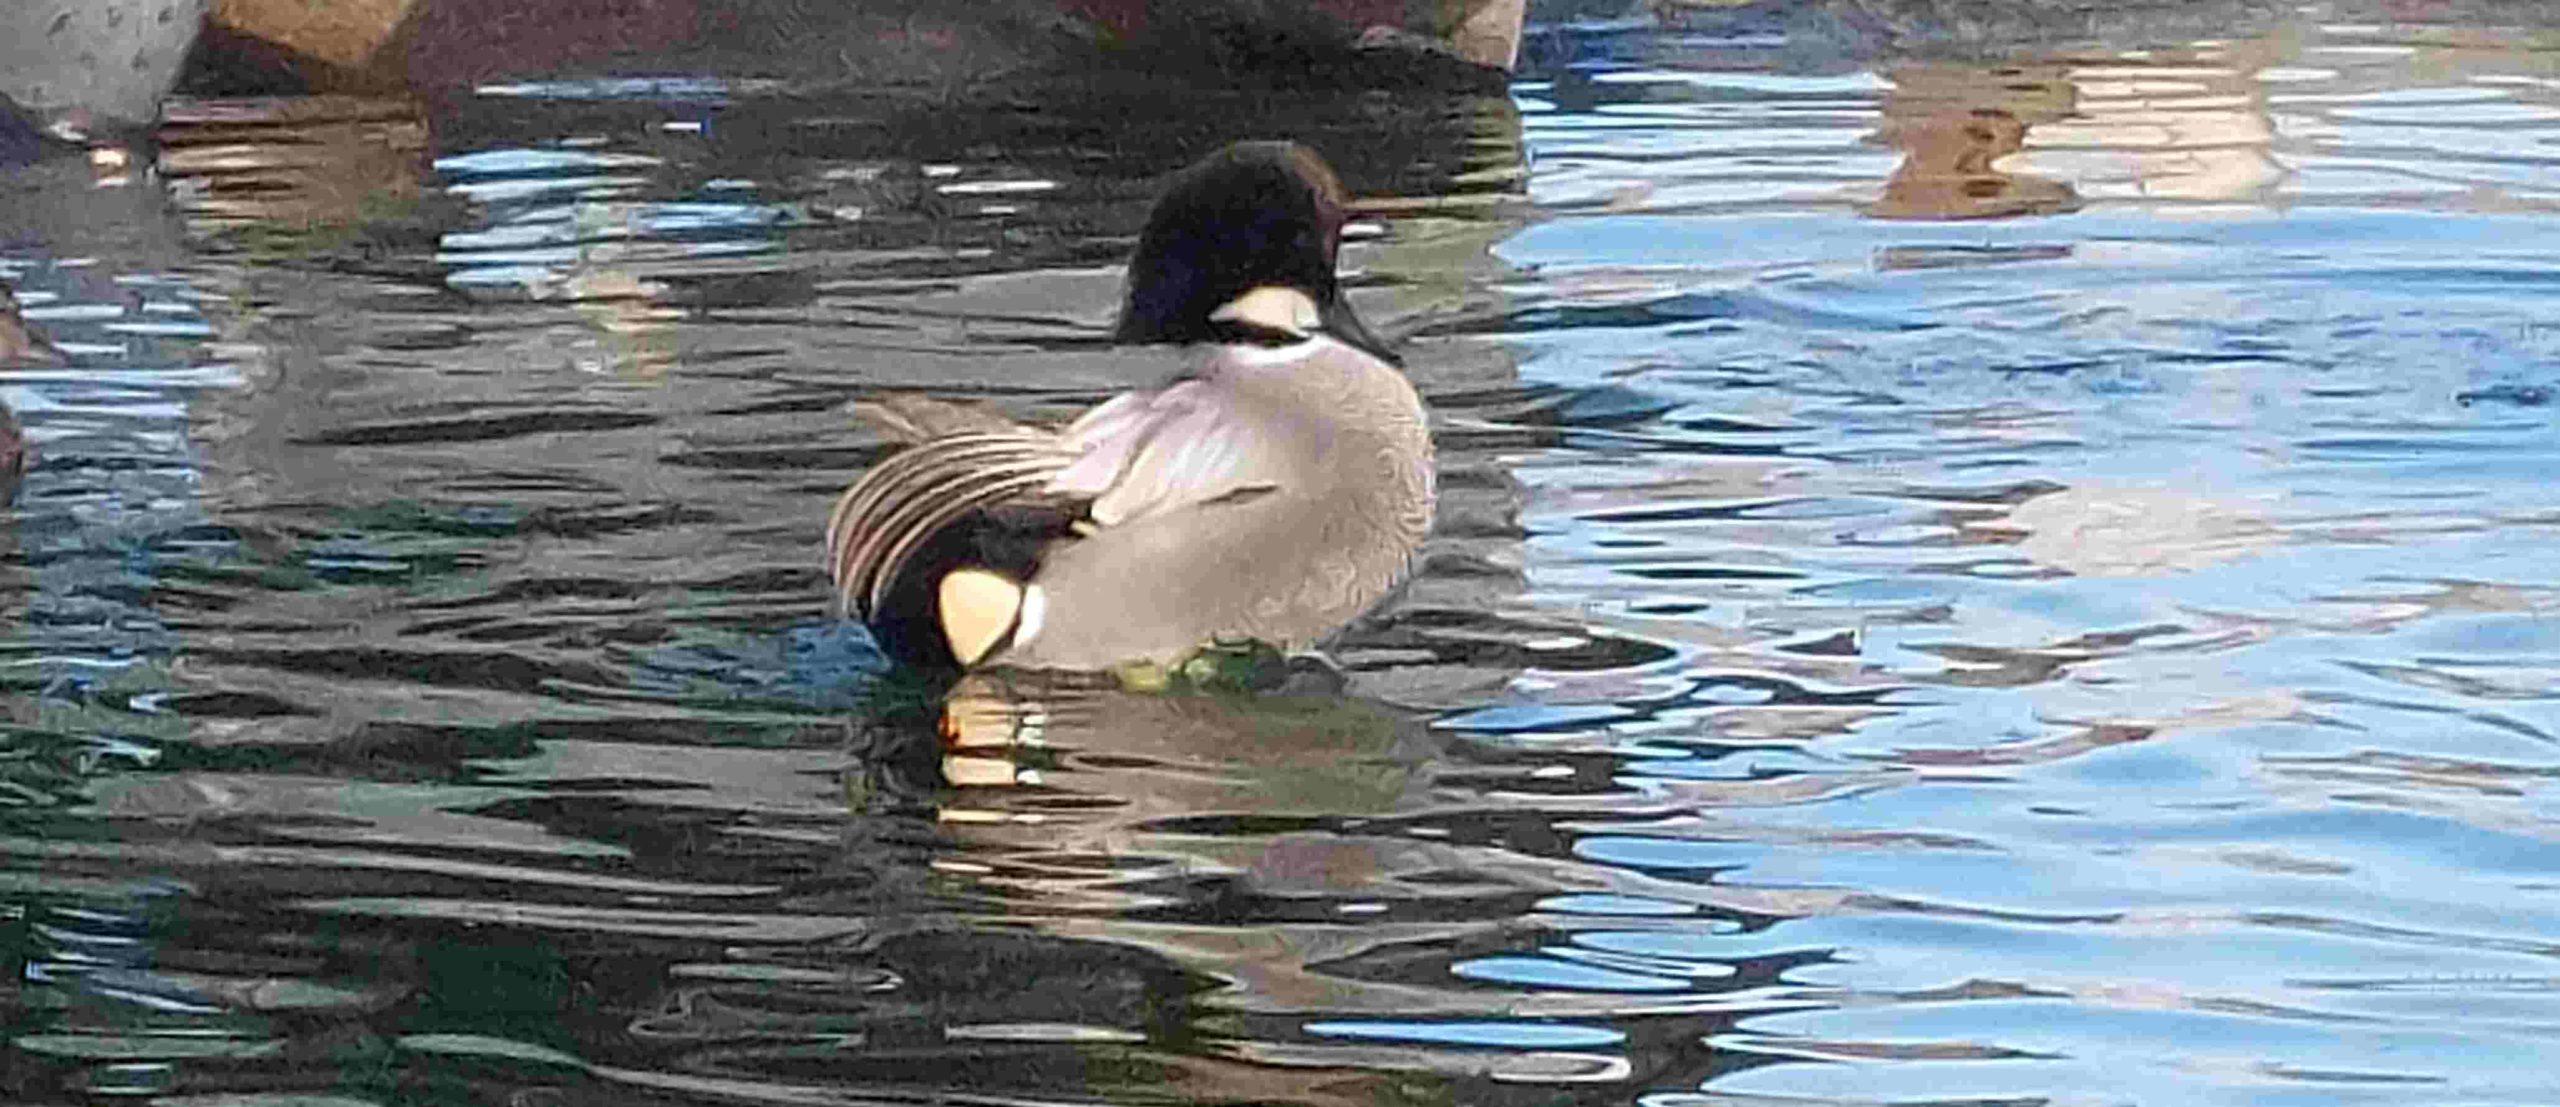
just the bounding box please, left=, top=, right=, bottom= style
left=158, top=95, right=431, bottom=245
left=1866, top=62, right=2079, bottom=219
left=1972, top=481, right=2285, bottom=577
left=2015, top=44, right=2286, bottom=206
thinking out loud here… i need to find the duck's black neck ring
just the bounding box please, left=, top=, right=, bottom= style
left=1205, top=319, right=1315, bottom=349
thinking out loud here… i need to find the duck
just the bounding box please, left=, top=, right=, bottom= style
left=823, top=141, right=1435, bottom=673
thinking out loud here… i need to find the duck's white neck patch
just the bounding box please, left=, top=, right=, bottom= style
left=1210, top=286, right=1321, bottom=336
left=1218, top=333, right=1341, bottom=367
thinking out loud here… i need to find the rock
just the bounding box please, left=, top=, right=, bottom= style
left=0, top=0, right=209, bottom=127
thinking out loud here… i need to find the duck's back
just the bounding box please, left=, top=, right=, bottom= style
left=1007, top=338, right=1434, bottom=670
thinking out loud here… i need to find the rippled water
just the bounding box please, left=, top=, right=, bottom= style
left=9, top=7, right=2560, bottom=1105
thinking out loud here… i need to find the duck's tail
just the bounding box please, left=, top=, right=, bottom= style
left=826, top=404, right=1084, bottom=668
left=826, top=433, right=1077, bottom=620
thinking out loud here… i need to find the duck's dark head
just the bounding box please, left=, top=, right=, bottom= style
left=1113, top=141, right=1399, bottom=366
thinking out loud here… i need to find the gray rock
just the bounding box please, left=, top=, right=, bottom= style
left=0, top=0, right=208, bottom=128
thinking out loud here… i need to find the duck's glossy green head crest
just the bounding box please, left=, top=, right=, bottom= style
left=1114, top=141, right=1399, bottom=365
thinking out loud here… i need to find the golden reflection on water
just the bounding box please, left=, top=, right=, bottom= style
left=158, top=95, right=430, bottom=244
left=1863, top=43, right=2286, bottom=217
left=1864, top=23, right=2560, bottom=217
left=1867, top=62, right=2080, bottom=219
left=1858, top=27, right=2560, bottom=218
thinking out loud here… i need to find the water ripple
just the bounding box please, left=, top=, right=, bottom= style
left=9, top=9, right=2560, bottom=1107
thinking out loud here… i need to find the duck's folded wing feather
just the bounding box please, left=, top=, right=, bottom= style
left=1049, top=378, right=1300, bottom=526
left=827, top=377, right=1305, bottom=619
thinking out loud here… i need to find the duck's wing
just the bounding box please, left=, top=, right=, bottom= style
left=825, top=376, right=1301, bottom=620
left=1048, top=377, right=1300, bottom=526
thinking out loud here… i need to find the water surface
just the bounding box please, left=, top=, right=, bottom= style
left=8, top=7, right=2560, bottom=1106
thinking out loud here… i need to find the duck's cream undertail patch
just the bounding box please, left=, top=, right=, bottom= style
left=939, top=569, right=1025, bottom=666
left=1210, top=286, right=1321, bottom=336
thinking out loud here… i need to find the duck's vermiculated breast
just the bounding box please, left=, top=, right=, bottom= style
left=1271, top=357, right=1434, bottom=632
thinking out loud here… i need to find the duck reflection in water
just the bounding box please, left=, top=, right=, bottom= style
left=824, top=142, right=1435, bottom=677
left=850, top=669, right=1437, bottom=907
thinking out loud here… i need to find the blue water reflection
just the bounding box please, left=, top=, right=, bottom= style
left=8, top=5, right=2560, bottom=1106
